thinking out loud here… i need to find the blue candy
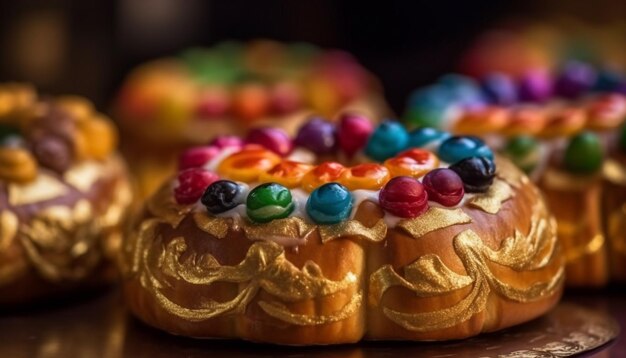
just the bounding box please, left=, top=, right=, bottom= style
left=408, top=127, right=451, bottom=148
left=438, top=74, right=486, bottom=106
left=365, top=121, right=409, bottom=161
left=438, top=136, right=494, bottom=164
left=481, top=73, right=518, bottom=105
left=593, top=69, right=626, bottom=92
left=306, top=183, right=353, bottom=224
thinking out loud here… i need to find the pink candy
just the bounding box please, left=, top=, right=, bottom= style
left=337, top=113, right=374, bottom=156
left=245, top=127, right=293, bottom=156
left=174, top=168, right=219, bottom=205
left=179, top=146, right=221, bottom=170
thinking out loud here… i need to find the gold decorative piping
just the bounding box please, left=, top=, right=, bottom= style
left=370, top=201, right=563, bottom=332
left=398, top=207, right=472, bottom=239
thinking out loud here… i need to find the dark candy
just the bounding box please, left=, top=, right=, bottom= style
left=449, top=156, right=496, bottom=193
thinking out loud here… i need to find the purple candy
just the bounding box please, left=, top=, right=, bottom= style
left=518, top=69, right=553, bottom=102
left=554, top=61, right=597, bottom=99
left=295, top=117, right=336, bottom=153
left=245, top=127, right=293, bottom=156
left=481, top=73, right=518, bottom=105
left=210, top=135, right=244, bottom=149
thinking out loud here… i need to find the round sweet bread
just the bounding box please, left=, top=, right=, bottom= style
left=0, top=83, right=132, bottom=305
left=404, top=66, right=626, bottom=286
left=121, top=115, right=563, bottom=344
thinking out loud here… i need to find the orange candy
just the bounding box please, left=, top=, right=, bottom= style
left=586, top=94, right=626, bottom=130
left=217, top=145, right=281, bottom=182
left=232, top=83, right=270, bottom=122
left=384, top=149, right=439, bottom=178
left=340, top=163, right=390, bottom=191
left=258, top=160, right=314, bottom=188
left=454, top=106, right=509, bottom=135
left=504, top=107, right=547, bottom=136
left=301, top=162, right=346, bottom=192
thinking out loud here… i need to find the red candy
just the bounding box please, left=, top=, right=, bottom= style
left=196, top=88, right=230, bottom=118
left=337, top=113, right=374, bottom=156
left=174, top=168, right=219, bottom=205
left=422, top=168, right=465, bottom=207
left=178, top=146, right=221, bottom=170
left=379, top=176, right=429, bottom=218
left=246, top=127, right=293, bottom=156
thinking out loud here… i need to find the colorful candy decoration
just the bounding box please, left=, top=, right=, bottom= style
left=301, top=162, right=346, bottom=192
left=179, top=146, right=220, bottom=170
left=202, top=180, right=245, bottom=214
left=340, top=163, right=390, bottom=191
left=217, top=146, right=282, bottom=182
left=306, top=183, right=353, bottom=224
left=518, top=69, right=552, bottom=102
left=365, top=121, right=409, bottom=161
left=379, top=176, right=429, bottom=218
left=481, top=73, right=517, bottom=105
left=245, top=127, right=293, bottom=156
left=258, top=160, right=314, bottom=188
left=422, top=168, right=465, bottom=207
left=563, top=132, right=603, bottom=174
left=210, top=135, right=244, bottom=149
left=337, top=113, right=374, bottom=156
left=407, top=127, right=451, bottom=148
left=554, top=61, right=596, bottom=99
left=174, top=115, right=505, bottom=225
left=174, top=168, right=219, bottom=205
left=246, top=183, right=295, bottom=223
left=438, top=136, right=494, bottom=164
left=295, top=117, right=336, bottom=154
left=449, top=157, right=496, bottom=193
left=503, top=136, right=541, bottom=174
left=384, top=148, right=439, bottom=177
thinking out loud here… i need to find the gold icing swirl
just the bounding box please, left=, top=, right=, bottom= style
left=147, top=184, right=193, bottom=228
left=19, top=200, right=102, bottom=281
left=468, top=179, right=513, bottom=214
left=130, top=228, right=361, bottom=324
left=603, top=159, right=626, bottom=185
left=241, top=217, right=315, bottom=242
left=319, top=219, right=387, bottom=243
left=8, top=174, right=69, bottom=206
left=0, top=210, right=18, bottom=250
left=398, top=207, right=472, bottom=239
left=495, top=155, right=528, bottom=188
left=64, top=161, right=105, bottom=192
left=370, top=201, right=563, bottom=332
left=193, top=212, right=230, bottom=239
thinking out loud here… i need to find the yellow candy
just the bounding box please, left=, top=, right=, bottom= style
left=56, top=95, right=94, bottom=121
left=0, top=147, right=37, bottom=183
left=77, top=115, right=119, bottom=160
left=258, top=161, right=314, bottom=188
left=217, top=146, right=281, bottom=182
left=340, top=163, right=390, bottom=191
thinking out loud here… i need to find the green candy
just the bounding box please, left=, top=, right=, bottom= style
left=563, top=132, right=604, bottom=174
left=246, top=183, right=295, bottom=223
left=503, top=135, right=541, bottom=174
left=0, top=124, right=20, bottom=145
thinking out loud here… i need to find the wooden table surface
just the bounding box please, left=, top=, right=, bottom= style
left=0, top=288, right=623, bottom=358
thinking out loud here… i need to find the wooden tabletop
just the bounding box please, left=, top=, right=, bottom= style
left=0, top=288, right=622, bottom=357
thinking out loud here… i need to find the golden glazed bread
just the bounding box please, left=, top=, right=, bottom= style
left=0, top=84, right=132, bottom=304
left=121, top=157, right=563, bottom=345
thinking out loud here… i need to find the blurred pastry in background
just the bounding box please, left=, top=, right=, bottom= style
left=115, top=40, right=389, bottom=201
left=0, top=83, right=132, bottom=305
left=403, top=63, right=626, bottom=286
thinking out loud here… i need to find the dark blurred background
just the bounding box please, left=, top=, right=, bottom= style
left=0, top=0, right=624, bottom=114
